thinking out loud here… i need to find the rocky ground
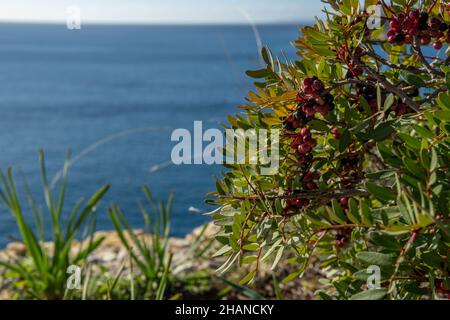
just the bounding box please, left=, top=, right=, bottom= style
left=0, top=223, right=322, bottom=300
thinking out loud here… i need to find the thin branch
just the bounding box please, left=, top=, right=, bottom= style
left=359, top=63, right=422, bottom=112
left=419, top=85, right=448, bottom=105
left=412, top=41, right=445, bottom=78
left=220, top=188, right=369, bottom=201
left=365, top=50, right=424, bottom=75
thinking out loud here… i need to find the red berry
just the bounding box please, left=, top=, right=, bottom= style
left=409, top=10, right=420, bottom=20
left=296, top=153, right=305, bottom=164
left=405, top=35, right=412, bottom=44
left=307, top=139, right=317, bottom=148
left=396, top=13, right=405, bottom=22
left=312, top=80, right=323, bottom=92
left=303, top=77, right=313, bottom=87
left=315, top=104, right=329, bottom=116
left=420, top=37, right=431, bottom=45
left=340, top=197, right=349, bottom=207
left=298, top=144, right=311, bottom=154
left=305, top=181, right=316, bottom=190
left=433, top=42, right=443, bottom=50
left=303, top=105, right=316, bottom=116
left=302, top=135, right=312, bottom=144
left=304, top=86, right=313, bottom=94
left=389, top=20, right=400, bottom=30
left=300, top=128, right=310, bottom=137
left=303, top=172, right=314, bottom=182
left=331, top=128, right=341, bottom=139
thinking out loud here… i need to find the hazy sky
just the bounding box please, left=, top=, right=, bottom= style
left=0, top=0, right=324, bottom=24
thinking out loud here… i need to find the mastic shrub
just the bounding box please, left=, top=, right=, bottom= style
left=209, top=0, right=450, bottom=300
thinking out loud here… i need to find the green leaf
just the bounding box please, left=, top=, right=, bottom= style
left=403, top=157, right=426, bottom=180
left=213, top=245, right=233, bottom=257
left=242, top=255, right=258, bottom=264
left=365, top=170, right=395, bottom=180
left=357, top=121, right=395, bottom=142
left=356, top=252, right=395, bottom=267
left=412, top=125, right=434, bottom=139
left=243, top=243, right=260, bottom=251
left=402, top=72, right=426, bottom=87
left=239, top=270, right=256, bottom=285
left=350, top=288, right=388, bottom=300
left=339, top=129, right=351, bottom=152
left=437, top=92, right=450, bottom=110
left=383, top=94, right=395, bottom=110
left=366, top=182, right=396, bottom=203
left=331, top=199, right=347, bottom=224
left=360, top=199, right=374, bottom=226
left=347, top=198, right=360, bottom=224
left=245, top=68, right=272, bottom=78
left=398, top=133, right=421, bottom=150
left=435, top=110, right=450, bottom=122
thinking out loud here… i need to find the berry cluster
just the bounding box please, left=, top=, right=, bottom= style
left=291, top=128, right=317, bottom=165
left=387, top=10, right=449, bottom=49
left=302, top=170, right=320, bottom=191
left=283, top=77, right=335, bottom=131
left=284, top=190, right=310, bottom=211
left=283, top=170, right=321, bottom=213
left=297, top=77, right=335, bottom=117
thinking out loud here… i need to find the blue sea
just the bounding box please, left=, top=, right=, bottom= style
left=0, top=23, right=299, bottom=247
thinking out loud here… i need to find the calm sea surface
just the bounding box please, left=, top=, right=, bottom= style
left=0, top=23, right=299, bottom=247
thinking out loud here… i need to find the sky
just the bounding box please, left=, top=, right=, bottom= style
left=0, top=0, right=324, bottom=25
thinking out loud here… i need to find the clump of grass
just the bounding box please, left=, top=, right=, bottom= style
left=0, top=150, right=109, bottom=299
left=108, top=186, right=173, bottom=300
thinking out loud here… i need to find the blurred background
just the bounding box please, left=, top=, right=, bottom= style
left=0, top=0, right=323, bottom=246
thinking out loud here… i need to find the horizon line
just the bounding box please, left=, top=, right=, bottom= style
left=0, top=20, right=311, bottom=27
